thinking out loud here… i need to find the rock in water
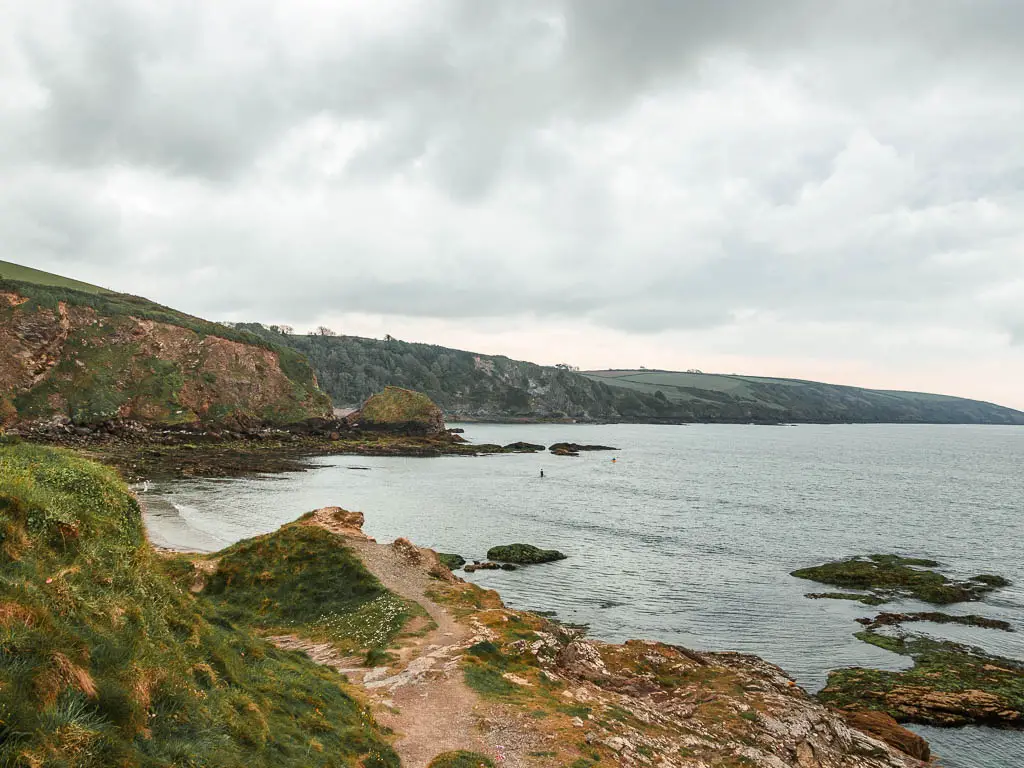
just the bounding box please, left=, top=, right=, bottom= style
left=791, top=553, right=1010, bottom=605
left=352, top=386, right=446, bottom=436
left=436, top=553, right=466, bottom=570
left=836, top=710, right=931, bottom=761
left=487, top=543, right=567, bottom=564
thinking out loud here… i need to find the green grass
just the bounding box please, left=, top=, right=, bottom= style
left=358, top=386, right=440, bottom=425
left=0, top=443, right=398, bottom=767
left=427, top=751, right=496, bottom=768
left=0, top=260, right=111, bottom=294
left=202, top=525, right=411, bottom=654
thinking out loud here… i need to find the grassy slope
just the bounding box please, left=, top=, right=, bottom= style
left=0, top=261, right=112, bottom=295
left=0, top=442, right=398, bottom=767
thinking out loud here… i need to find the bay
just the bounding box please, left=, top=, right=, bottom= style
left=144, top=423, right=1024, bottom=767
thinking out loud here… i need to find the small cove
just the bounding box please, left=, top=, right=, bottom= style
left=144, top=423, right=1024, bottom=768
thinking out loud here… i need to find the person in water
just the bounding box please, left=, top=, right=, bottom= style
left=540, top=469, right=545, bottom=478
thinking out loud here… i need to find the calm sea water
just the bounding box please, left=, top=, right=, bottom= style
left=143, top=424, right=1024, bottom=768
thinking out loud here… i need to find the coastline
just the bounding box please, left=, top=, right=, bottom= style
left=155, top=506, right=931, bottom=767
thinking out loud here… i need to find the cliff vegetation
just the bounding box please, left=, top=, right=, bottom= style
left=0, top=442, right=397, bottom=767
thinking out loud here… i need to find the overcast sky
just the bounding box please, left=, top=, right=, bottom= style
left=3, top=1, right=1023, bottom=407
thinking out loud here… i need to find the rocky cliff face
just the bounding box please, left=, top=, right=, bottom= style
left=0, top=289, right=331, bottom=428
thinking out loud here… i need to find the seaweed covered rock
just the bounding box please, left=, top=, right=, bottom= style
left=502, top=442, right=545, bottom=453
left=354, top=386, right=446, bottom=436
left=548, top=442, right=617, bottom=455
left=437, top=553, right=466, bottom=570
left=856, top=611, right=1013, bottom=632
left=792, top=554, right=1009, bottom=605
left=486, top=543, right=567, bottom=564
left=819, top=630, right=1024, bottom=727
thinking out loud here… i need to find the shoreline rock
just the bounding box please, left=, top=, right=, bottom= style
left=792, top=553, right=1010, bottom=605
left=486, top=543, right=567, bottom=564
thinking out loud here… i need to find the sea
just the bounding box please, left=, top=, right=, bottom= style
left=141, top=423, right=1024, bottom=768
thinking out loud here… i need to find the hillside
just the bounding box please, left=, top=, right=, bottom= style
left=583, top=369, right=1024, bottom=425
left=0, top=442, right=399, bottom=767
left=0, top=264, right=331, bottom=429
left=233, top=324, right=668, bottom=422
left=236, top=325, right=1024, bottom=425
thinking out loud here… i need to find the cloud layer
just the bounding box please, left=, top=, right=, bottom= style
left=3, top=1, right=1023, bottom=405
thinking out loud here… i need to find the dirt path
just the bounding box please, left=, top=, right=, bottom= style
left=344, top=536, right=497, bottom=767
left=272, top=519, right=540, bottom=767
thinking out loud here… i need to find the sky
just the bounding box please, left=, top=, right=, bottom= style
left=2, top=1, right=1023, bottom=408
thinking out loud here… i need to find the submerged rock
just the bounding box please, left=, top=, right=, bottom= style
left=856, top=611, right=1013, bottom=632
left=487, top=543, right=567, bottom=564
left=792, top=553, right=1010, bottom=605
left=807, top=592, right=887, bottom=606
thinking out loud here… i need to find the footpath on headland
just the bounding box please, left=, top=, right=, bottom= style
left=170, top=503, right=930, bottom=768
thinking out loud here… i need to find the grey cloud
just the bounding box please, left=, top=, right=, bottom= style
left=1, top=0, right=1023, bottom=394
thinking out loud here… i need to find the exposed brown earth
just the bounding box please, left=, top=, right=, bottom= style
left=1, top=291, right=330, bottom=428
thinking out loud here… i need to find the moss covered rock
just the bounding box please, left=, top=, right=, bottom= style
left=355, top=386, right=446, bottom=435
left=792, top=554, right=1009, bottom=605
left=437, top=552, right=466, bottom=570
left=486, top=543, right=567, bottom=564
left=819, top=630, right=1024, bottom=727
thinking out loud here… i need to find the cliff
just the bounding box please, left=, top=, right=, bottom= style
left=235, top=324, right=1024, bottom=424
left=0, top=274, right=331, bottom=429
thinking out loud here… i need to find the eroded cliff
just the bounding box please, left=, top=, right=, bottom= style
left=0, top=283, right=331, bottom=428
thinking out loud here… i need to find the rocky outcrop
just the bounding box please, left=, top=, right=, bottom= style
left=834, top=710, right=931, bottom=761
left=819, top=631, right=1024, bottom=728
left=0, top=290, right=331, bottom=429
left=301, top=506, right=372, bottom=540
left=486, top=543, right=567, bottom=564
left=352, top=386, right=446, bottom=436
left=549, top=442, right=617, bottom=455
left=792, top=554, right=1010, bottom=604
left=466, top=609, right=928, bottom=767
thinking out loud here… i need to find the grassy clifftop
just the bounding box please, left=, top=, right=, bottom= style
left=0, top=442, right=398, bottom=767
left=0, top=264, right=331, bottom=429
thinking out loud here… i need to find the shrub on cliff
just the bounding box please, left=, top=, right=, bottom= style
left=0, top=443, right=397, bottom=767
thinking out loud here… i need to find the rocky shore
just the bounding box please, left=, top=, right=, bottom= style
left=167, top=507, right=931, bottom=767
